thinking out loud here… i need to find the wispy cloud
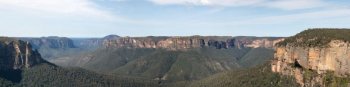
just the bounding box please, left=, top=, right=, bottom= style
left=148, top=0, right=325, bottom=10
left=149, top=0, right=264, bottom=6
left=126, top=8, right=350, bottom=28
left=0, top=0, right=114, bottom=18
left=224, top=9, right=350, bottom=25
left=263, top=0, right=325, bottom=10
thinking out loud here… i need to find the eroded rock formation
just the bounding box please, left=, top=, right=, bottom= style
left=271, top=40, right=350, bottom=86
left=0, top=39, right=45, bottom=69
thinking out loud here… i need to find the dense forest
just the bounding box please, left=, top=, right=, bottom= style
left=55, top=47, right=275, bottom=83
left=189, top=63, right=300, bottom=87
left=0, top=63, right=159, bottom=87
left=277, top=28, right=350, bottom=47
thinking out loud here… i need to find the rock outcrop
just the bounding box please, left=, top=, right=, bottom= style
left=271, top=29, right=350, bottom=87
left=103, top=36, right=284, bottom=50
left=272, top=40, right=350, bottom=86
left=0, top=38, right=45, bottom=69
left=238, top=38, right=285, bottom=48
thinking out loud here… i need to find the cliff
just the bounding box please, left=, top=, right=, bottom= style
left=103, top=36, right=284, bottom=50
left=0, top=37, right=46, bottom=69
left=271, top=29, right=350, bottom=87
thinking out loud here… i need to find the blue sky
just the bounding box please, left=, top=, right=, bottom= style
left=0, top=0, right=350, bottom=37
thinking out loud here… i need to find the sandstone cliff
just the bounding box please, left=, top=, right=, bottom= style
left=271, top=29, right=350, bottom=87
left=0, top=38, right=45, bottom=69
left=103, top=36, right=284, bottom=50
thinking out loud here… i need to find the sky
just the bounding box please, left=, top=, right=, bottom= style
left=0, top=0, right=350, bottom=37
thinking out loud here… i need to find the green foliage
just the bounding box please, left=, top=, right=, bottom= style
left=17, top=63, right=158, bottom=87
left=0, top=78, right=14, bottom=87
left=189, top=64, right=300, bottom=87
left=277, top=28, right=350, bottom=47
left=82, top=48, right=159, bottom=73
left=74, top=47, right=263, bottom=83
left=238, top=48, right=274, bottom=67
left=51, top=46, right=277, bottom=84
left=323, top=72, right=350, bottom=87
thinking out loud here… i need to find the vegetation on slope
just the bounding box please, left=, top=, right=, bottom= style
left=277, top=28, right=350, bottom=47
left=238, top=48, right=274, bottom=67
left=0, top=63, right=159, bottom=87
left=18, top=64, right=158, bottom=87
left=53, top=47, right=276, bottom=83
left=322, top=72, right=350, bottom=87
left=189, top=64, right=300, bottom=87
left=0, top=78, right=14, bottom=87
left=301, top=69, right=350, bottom=87
left=83, top=47, right=251, bottom=82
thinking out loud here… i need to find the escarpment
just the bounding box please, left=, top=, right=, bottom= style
left=103, top=36, right=284, bottom=50
left=271, top=29, right=350, bottom=86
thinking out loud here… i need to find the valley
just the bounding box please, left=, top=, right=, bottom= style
left=1, top=29, right=350, bottom=87
left=2, top=0, right=349, bottom=86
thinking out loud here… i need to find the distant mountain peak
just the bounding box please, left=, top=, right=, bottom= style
left=103, top=34, right=120, bottom=40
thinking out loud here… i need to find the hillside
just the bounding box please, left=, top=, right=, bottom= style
left=277, top=28, right=350, bottom=47
left=18, top=64, right=158, bottom=87
left=52, top=47, right=275, bottom=83
left=0, top=64, right=159, bottom=87
left=189, top=64, right=300, bottom=87
left=0, top=37, right=158, bottom=87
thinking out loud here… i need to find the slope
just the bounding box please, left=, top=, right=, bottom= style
left=189, top=64, right=300, bottom=87
left=53, top=47, right=276, bottom=83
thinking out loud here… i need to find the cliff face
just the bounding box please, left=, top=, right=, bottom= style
left=238, top=38, right=285, bottom=48
left=103, top=36, right=284, bottom=50
left=20, top=36, right=76, bottom=49
left=271, top=40, right=350, bottom=86
left=0, top=39, right=45, bottom=70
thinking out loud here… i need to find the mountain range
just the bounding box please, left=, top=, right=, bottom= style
left=1, top=28, right=350, bottom=87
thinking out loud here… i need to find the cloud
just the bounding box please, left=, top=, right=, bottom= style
left=194, top=8, right=350, bottom=26
left=148, top=0, right=325, bottom=10
left=263, top=0, right=325, bottom=10
left=149, top=0, right=264, bottom=6
left=128, top=8, right=350, bottom=28
left=0, top=0, right=114, bottom=18
left=236, top=9, right=350, bottom=25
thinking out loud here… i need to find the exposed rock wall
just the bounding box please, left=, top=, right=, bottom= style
left=0, top=40, right=45, bottom=69
left=271, top=40, right=350, bottom=86
left=242, top=38, right=285, bottom=48
left=104, top=37, right=229, bottom=50
left=103, top=36, right=284, bottom=50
